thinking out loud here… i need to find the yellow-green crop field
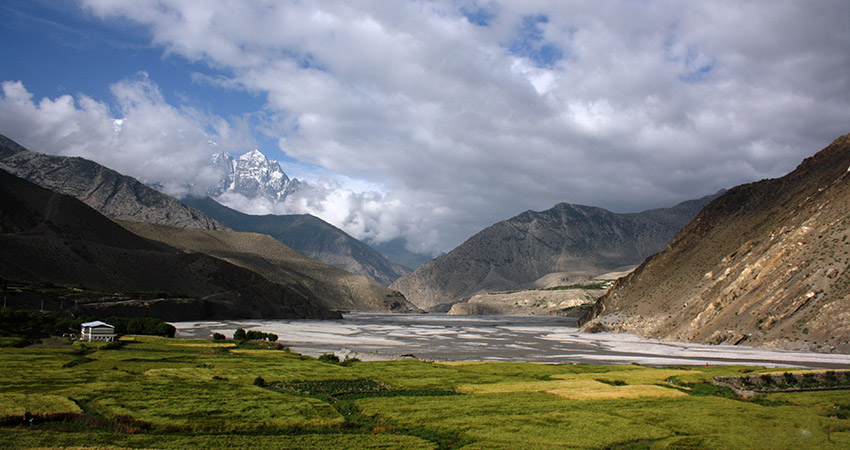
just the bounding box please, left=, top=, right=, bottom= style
left=2, top=336, right=850, bottom=449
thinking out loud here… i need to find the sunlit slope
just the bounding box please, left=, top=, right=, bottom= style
left=583, top=132, right=850, bottom=352
left=119, top=221, right=419, bottom=313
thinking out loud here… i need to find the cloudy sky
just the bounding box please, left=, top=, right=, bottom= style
left=1, top=0, right=849, bottom=255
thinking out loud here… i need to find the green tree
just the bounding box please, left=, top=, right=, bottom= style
left=233, top=328, right=246, bottom=341
left=246, top=330, right=265, bottom=340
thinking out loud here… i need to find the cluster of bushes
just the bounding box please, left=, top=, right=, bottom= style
left=215, top=328, right=278, bottom=342
left=0, top=308, right=174, bottom=338
left=102, top=317, right=175, bottom=338
left=738, top=371, right=850, bottom=390
left=0, top=308, right=80, bottom=337
left=318, top=352, right=360, bottom=366
left=0, top=411, right=145, bottom=434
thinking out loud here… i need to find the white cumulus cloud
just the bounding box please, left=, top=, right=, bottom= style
left=0, top=73, right=250, bottom=198
left=6, top=0, right=850, bottom=253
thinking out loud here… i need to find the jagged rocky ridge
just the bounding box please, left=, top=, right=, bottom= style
left=392, top=193, right=721, bottom=310
left=211, top=149, right=301, bottom=201
left=581, top=133, right=850, bottom=353
left=0, top=135, right=223, bottom=231
left=0, top=167, right=339, bottom=321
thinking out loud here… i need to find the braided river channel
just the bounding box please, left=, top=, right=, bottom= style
left=174, top=313, right=850, bottom=369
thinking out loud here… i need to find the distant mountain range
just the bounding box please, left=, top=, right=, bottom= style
left=0, top=135, right=416, bottom=316
left=369, top=238, right=434, bottom=271
left=392, top=193, right=722, bottom=310
left=581, top=132, right=850, bottom=353
left=183, top=196, right=412, bottom=286
left=0, top=166, right=338, bottom=321
left=206, top=148, right=431, bottom=272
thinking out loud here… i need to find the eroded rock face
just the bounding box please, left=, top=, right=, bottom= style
left=392, top=194, right=720, bottom=310
left=582, top=133, right=850, bottom=353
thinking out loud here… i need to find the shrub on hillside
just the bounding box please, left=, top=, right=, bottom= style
left=318, top=353, right=340, bottom=364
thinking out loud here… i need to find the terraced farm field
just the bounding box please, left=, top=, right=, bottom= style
left=2, top=336, right=850, bottom=449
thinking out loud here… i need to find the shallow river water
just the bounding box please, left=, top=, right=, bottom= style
left=173, top=313, right=850, bottom=369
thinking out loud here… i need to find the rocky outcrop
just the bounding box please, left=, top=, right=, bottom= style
left=0, top=134, right=223, bottom=230
left=184, top=196, right=410, bottom=285
left=392, top=194, right=720, bottom=310
left=581, top=133, right=850, bottom=353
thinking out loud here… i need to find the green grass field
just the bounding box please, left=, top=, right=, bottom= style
left=1, top=336, right=849, bottom=449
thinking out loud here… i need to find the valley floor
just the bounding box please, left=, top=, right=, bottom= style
left=2, top=335, right=850, bottom=449
left=174, top=314, right=850, bottom=369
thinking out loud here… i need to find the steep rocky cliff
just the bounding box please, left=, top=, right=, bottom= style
left=392, top=194, right=719, bottom=310
left=0, top=135, right=223, bottom=230
left=581, top=133, right=850, bottom=353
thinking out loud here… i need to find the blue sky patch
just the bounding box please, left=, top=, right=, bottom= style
left=505, top=14, right=563, bottom=68
left=460, top=2, right=498, bottom=26
left=0, top=0, right=265, bottom=124
left=664, top=38, right=715, bottom=84
left=679, top=63, right=714, bottom=83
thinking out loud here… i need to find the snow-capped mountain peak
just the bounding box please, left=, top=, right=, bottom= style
left=210, top=149, right=297, bottom=201
left=238, top=149, right=267, bottom=163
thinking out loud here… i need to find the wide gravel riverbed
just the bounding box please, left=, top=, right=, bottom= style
left=174, top=313, right=850, bottom=369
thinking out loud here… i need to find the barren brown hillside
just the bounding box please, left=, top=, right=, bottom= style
left=582, top=133, right=850, bottom=353
left=118, top=221, right=419, bottom=313
left=393, top=194, right=719, bottom=310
